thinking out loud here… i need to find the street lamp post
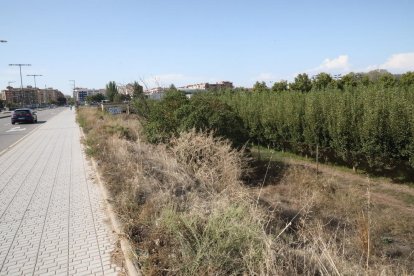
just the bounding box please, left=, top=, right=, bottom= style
left=0, top=40, right=7, bottom=43
left=9, top=64, right=31, bottom=89
left=27, top=74, right=43, bottom=88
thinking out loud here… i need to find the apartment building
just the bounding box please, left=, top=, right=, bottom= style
left=37, top=88, right=65, bottom=104
left=1, top=86, right=64, bottom=107
left=73, top=88, right=105, bottom=104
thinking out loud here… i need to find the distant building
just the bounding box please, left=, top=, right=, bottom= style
left=144, top=87, right=166, bottom=100
left=179, top=81, right=233, bottom=91
left=1, top=86, right=64, bottom=107
left=73, top=88, right=105, bottom=104
left=141, top=81, right=234, bottom=100
left=38, top=88, right=65, bottom=104
left=117, top=83, right=135, bottom=97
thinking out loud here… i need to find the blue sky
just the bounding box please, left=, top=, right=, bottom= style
left=1, top=0, right=414, bottom=95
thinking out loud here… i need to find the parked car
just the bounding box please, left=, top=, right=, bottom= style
left=11, top=108, right=37, bottom=124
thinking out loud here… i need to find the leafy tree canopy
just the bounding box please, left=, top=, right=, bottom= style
left=105, top=81, right=118, bottom=102
left=252, top=81, right=269, bottom=93
left=86, top=93, right=106, bottom=103
left=400, top=71, right=414, bottom=86
left=312, top=73, right=333, bottom=90
left=291, top=73, right=312, bottom=92
left=271, top=80, right=288, bottom=92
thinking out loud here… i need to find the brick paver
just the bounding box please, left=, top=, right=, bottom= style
left=0, top=109, right=123, bottom=275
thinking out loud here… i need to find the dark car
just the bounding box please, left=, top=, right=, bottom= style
left=11, top=109, right=38, bottom=124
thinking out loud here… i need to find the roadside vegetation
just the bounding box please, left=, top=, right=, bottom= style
left=78, top=74, right=414, bottom=275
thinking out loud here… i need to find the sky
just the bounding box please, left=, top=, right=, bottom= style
left=1, top=0, right=414, bottom=95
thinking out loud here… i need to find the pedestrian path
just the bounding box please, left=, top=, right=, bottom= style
left=0, top=109, right=123, bottom=275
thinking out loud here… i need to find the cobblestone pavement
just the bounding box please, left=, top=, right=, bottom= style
left=0, top=109, right=123, bottom=276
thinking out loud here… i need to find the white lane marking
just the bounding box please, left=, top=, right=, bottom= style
left=0, top=123, right=43, bottom=157
left=6, top=126, right=27, bottom=133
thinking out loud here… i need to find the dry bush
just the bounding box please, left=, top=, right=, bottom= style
left=170, top=129, right=248, bottom=196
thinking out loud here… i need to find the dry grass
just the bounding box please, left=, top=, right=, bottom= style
left=77, top=107, right=414, bottom=275
left=253, top=161, right=414, bottom=275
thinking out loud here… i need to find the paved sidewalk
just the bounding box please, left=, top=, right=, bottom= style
left=0, top=109, right=123, bottom=275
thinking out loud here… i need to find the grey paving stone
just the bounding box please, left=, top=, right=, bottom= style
left=0, top=109, right=123, bottom=275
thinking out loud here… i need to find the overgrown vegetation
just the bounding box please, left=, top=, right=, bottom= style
left=78, top=107, right=414, bottom=275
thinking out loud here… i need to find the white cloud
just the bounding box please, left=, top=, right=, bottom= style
left=140, top=73, right=205, bottom=89
left=311, top=55, right=350, bottom=73
left=380, top=52, right=414, bottom=72
left=254, top=73, right=275, bottom=82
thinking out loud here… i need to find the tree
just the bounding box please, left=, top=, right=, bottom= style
left=105, top=81, right=118, bottom=102
left=252, top=81, right=269, bottom=93
left=271, top=80, right=288, bottom=92
left=57, top=96, right=67, bottom=106
left=168, top=84, right=178, bottom=92
left=131, top=81, right=149, bottom=117
left=400, top=71, right=414, bottom=86
left=366, top=69, right=391, bottom=82
left=86, top=93, right=106, bottom=103
left=66, top=96, right=75, bottom=105
left=113, top=93, right=130, bottom=103
left=379, top=73, right=397, bottom=88
left=339, top=72, right=359, bottom=88
left=312, top=73, right=333, bottom=90
left=132, top=82, right=144, bottom=99
left=290, top=73, right=312, bottom=92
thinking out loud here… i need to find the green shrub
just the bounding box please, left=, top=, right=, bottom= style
left=144, top=92, right=249, bottom=147
left=144, top=91, right=189, bottom=143
left=176, top=94, right=248, bottom=147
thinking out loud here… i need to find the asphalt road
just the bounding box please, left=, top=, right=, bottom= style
left=0, top=107, right=67, bottom=153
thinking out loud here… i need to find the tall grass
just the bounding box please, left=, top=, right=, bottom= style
left=77, top=108, right=414, bottom=275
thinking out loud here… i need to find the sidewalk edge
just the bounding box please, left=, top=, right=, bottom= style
left=79, top=126, right=141, bottom=276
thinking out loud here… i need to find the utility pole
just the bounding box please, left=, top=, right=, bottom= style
left=9, top=64, right=31, bottom=89
left=69, top=79, right=76, bottom=97
left=9, top=64, right=31, bottom=107
left=27, top=74, right=43, bottom=88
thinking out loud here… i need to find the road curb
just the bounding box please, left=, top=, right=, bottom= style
left=78, top=126, right=141, bottom=276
